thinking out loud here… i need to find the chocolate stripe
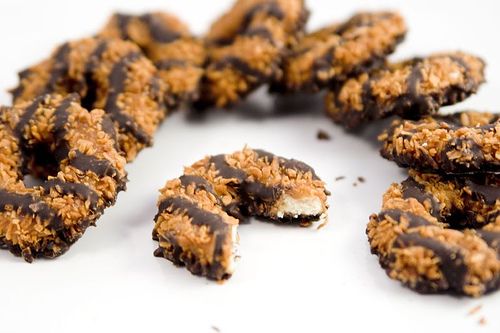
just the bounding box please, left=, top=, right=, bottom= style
left=53, top=94, right=79, bottom=139
left=104, top=52, right=151, bottom=145
left=244, top=2, right=285, bottom=25
left=379, top=209, right=435, bottom=228
left=401, top=178, right=442, bottom=218
left=14, top=95, right=45, bottom=139
left=394, top=233, right=468, bottom=291
left=69, top=151, right=118, bottom=178
left=155, top=196, right=228, bottom=233
left=209, top=155, right=246, bottom=181
left=241, top=181, right=278, bottom=202
left=213, top=57, right=268, bottom=81
left=0, top=189, right=63, bottom=230
left=41, top=42, right=72, bottom=95
left=155, top=59, right=188, bottom=70
left=243, top=27, right=275, bottom=43
left=179, top=175, right=217, bottom=196
left=254, top=149, right=320, bottom=180
left=140, top=13, right=181, bottom=43
left=39, top=179, right=99, bottom=211
left=115, top=14, right=132, bottom=40
left=11, top=69, right=33, bottom=100
left=81, top=40, right=109, bottom=109
left=476, top=230, right=500, bottom=257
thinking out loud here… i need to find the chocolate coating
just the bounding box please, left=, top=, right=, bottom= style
left=10, top=37, right=167, bottom=161
left=325, top=52, right=486, bottom=129
left=153, top=147, right=329, bottom=280
left=195, top=0, right=309, bottom=109
left=367, top=170, right=500, bottom=296
left=0, top=94, right=127, bottom=262
left=99, top=12, right=206, bottom=107
left=272, top=11, right=407, bottom=93
left=380, top=111, right=499, bottom=174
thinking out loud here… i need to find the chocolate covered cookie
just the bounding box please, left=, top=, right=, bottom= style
left=11, top=37, right=167, bottom=161
left=0, top=94, right=127, bottom=262
left=367, top=170, right=500, bottom=296
left=380, top=111, right=499, bottom=174
left=325, top=52, right=485, bottom=129
left=272, top=11, right=406, bottom=93
left=195, top=0, right=309, bottom=109
left=153, top=147, right=329, bottom=280
left=99, top=12, right=206, bottom=107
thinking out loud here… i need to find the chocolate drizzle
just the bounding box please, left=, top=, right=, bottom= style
left=179, top=175, right=218, bottom=197
left=155, top=59, right=188, bottom=70
left=140, top=13, right=181, bottom=43
left=41, top=43, right=72, bottom=95
left=401, top=178, right=442, bottom=218
left=103, top=52, right=151, bottom=145
left=39, top=179, right=99, bottom=211
left=379, top=209, right=434, bottom=228
left=209, top=155, right=246, bottom=182
left=155, top=196, right=228, bottom=233
left=213, top=56, right=268, bottom=81
left=0, top=189, right=63, bottom=230
left=394, top=233, right=468, bottom=291
left=115, top=14, right=132, bottom=40
left=69, top=151, right=118, bottom=178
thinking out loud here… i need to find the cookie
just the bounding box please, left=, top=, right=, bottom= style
left=153, top=147, right=329, bottom=280
left=10, top=37, right=167, bottom=161
left=272, top=11, right=407, bottom=93
left=194, top=0, right=309, bottom=109
left=380, top=111, right=500, bottom=174
left=325, top=52, right=486, bottom=129
left=0, top=94, right=127, bottom=262
left=367, top=170, right=500, bottom=296
left=99, top=12, right=206, bottom=108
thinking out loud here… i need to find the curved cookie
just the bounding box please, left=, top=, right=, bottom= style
left=153, top=147, right=329, bottom=280
left=325, top=52, right=486, bottom=129
left=367, top=170, right=500, bottom=296
left=10, top=37, right=167, bottom=161
left=99, top=12, right=206, bottom=108
left=380, top=111, right=499, bottom=174
left=0, top=94, right=127, bottom=262
left=195, top=0, right=309, bottom=109
left=272, top=11, right=407, bottom=93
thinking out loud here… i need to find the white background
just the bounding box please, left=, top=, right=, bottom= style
left=0, top=1, right=499, bottom=332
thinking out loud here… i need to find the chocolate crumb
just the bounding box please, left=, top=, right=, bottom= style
left=335, top=176, right=345, bottom=181
left=211, top=326, right=221, bottom=332
left=353, top=182, right=358, bottom=187
left=317, top=130, right=331, bottom=141
left=358, top=177, right=365, bottom=183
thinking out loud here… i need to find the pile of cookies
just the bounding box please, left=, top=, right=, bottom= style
left=0, top=0, right=498, bottom=294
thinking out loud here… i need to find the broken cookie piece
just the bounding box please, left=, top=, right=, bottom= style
left=153, top=147, right=329, bottom=280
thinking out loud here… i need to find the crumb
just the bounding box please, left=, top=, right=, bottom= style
left=317, top=130, right=331, bottom=141
left=335, top=176, right=345, bottom=181
left=479, top=317, right=487, bottom=326
left=468, top=304, right=482, bottom=316
left=358, top=176, right=365, bottom=183
left=211, top=326, right=221, bottom=332
left=353, top=182, right=358, bottom=187
left=317, top=220, right=329, bottom=230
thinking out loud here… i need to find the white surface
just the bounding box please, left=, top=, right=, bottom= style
left=0, top=1, right=499, bottom=332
